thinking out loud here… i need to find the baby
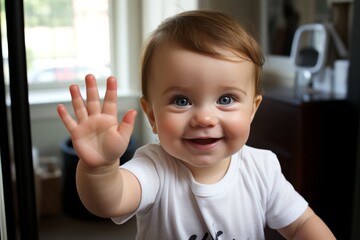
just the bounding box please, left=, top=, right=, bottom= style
left=57, top=10, right=335, bottom=239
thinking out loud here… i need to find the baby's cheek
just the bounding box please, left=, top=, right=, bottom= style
left=157, top=116, right=182, bottom=138
left=225, top=118, right=251, bottom=143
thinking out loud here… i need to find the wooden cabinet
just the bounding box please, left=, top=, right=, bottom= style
left=247, top=86, right=358, bottom=239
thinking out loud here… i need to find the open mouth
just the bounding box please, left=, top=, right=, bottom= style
left=185, top=138, right=222, bottom=151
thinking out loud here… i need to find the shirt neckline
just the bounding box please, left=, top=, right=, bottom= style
left=178, top=150, right=241, bottom=197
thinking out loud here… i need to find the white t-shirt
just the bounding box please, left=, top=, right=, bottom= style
left=112, top=144, right=308, bottom=240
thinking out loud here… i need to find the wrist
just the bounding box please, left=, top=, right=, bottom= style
left=77, top=158, right=120, bottom=176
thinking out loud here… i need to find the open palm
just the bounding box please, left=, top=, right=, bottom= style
left=57, top=74, right=137, bottom=169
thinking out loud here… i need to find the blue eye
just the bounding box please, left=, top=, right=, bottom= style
left=174, top=97, right=191, bottom=106
left=217, top=95, right=233, bottom=105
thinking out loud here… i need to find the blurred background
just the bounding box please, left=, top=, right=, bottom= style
left=1, top=0, right=359, bottom=239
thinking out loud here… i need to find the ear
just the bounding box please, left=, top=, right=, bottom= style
left=140, top=97, right=157, bottom=134
left=250, top=95, right=262, bottom=122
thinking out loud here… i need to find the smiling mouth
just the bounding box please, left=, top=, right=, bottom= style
left=185, top=138, right=222, bottom=151
left=190, top=138, right=219, bottom=145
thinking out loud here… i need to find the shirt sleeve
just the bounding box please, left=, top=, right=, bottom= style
left=264, top=152, right=308, bottom=229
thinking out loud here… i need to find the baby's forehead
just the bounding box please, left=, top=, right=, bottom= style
left=149, top=43, right=255, bottom=82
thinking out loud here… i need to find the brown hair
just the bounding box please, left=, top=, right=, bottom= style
left=140, top=10, right=264, bottom=101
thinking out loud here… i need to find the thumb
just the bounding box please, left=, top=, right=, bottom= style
left=117, top=109, right=137, bottom=137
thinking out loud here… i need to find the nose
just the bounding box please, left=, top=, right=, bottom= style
left=190, top=108, right=219, bottom=128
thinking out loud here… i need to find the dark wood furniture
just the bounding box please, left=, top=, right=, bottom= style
left=248, top=86, right=358, bottom=239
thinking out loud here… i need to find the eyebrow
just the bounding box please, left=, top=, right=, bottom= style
left=219, top=86, right=248, bottom=96
left=160, top=86, right=189, bottom=97
left=161, top=85, right=248, bottom=97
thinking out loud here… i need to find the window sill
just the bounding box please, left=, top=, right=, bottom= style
left=27, top=87, right=140, bottom=105
left=6, top=88, right=141, bottom=120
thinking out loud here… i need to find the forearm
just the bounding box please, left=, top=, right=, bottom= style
left=292, top=214, right=336, bottom=240
left=279, top=207, right=336, bottom=240
left=76, top=159, right=125, bottom=218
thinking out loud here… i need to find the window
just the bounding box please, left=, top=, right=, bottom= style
left=0, top=0, right=117, bottom=96
left=24, top=0, right=111, bottom=88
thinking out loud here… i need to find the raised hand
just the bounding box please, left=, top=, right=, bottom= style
left=57, top=74, right=137, bottom=169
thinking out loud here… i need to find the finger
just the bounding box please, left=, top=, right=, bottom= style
left=117, top=109, right=137, bottom=138
left=70, top=84, right=89, bottom=122
left=103, top=76, right=118, bottom=116
left=85, top=74, right=102, bottom=115
left=57, top=104, right=78, bottom=133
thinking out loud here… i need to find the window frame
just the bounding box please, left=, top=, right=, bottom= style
left=20, top=0, right=142, bottom=104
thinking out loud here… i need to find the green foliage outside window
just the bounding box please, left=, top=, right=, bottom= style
left=24, top=0, right=73, bottom=27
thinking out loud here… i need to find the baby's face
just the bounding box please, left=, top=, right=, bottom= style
left=141, top=41, right=261, bottom=183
